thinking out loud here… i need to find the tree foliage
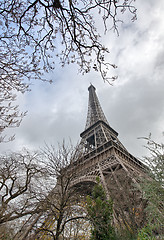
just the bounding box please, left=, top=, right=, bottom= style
left=0, top=222, right=14, bottom=240
left=86, top=178, right=116, bottom=240
left=137, top=136, right=164, bottom=239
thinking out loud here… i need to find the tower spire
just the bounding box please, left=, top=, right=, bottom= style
left=80, top=84, right=123, bottom=154
left=85, top=84, right=109, bottom=129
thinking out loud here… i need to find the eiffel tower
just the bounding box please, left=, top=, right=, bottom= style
left=20, top=84, right=147, bottom=239
left=66, top=84, right=147, bottom=231
left=69, top=84, right=146, bottom=190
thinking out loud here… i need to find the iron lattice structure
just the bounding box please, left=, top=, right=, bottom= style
left=80, top=85, right=126, bottom=154
left=66, top=85, right=147, bottom=232
left=19, top=85, right=148, bottom=239
left=69, top=85, right=146, bottom=189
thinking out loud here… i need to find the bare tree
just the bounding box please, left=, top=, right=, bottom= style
left=32, top=143, right=88, bottom=240
left=0, top=0, right=136, bottom=141
left=0, top=19, right=39, bottom=142
left=0, top=0, right=137, bottom=81
left=0, top=149, right=48, bottom=225
left=0, top=92, right=27, bottom=143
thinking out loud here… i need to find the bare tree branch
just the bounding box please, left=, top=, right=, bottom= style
left=0, top=0, right=136, bottom=141
left=0, top=149, right=49, bottom=225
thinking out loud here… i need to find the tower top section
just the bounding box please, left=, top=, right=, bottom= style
left=85, top=84, right=109, bottom=129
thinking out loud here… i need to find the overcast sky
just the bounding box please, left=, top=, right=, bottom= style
left=1, top=0, right=164, bottom=159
